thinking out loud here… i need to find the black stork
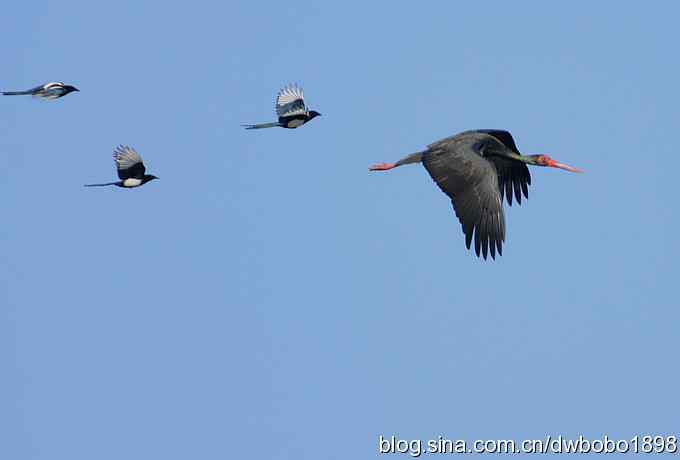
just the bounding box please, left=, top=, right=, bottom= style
left=369, top=129, right=582, bottom=260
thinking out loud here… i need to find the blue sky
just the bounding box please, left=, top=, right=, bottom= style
left=2, top=1, right=679, bottom=459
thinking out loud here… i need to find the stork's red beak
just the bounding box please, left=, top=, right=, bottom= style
left=546, top=158, right=583, bottom=173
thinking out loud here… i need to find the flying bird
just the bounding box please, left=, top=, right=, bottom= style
left=2, top=81, right=79, bottom=100
left=369, top=129, right=582, bottom=260
left=243, top=84, right=321, bottom=129
left=85, top=145, right=158, bottom=189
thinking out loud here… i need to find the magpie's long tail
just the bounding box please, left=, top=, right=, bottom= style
left=84, top=182, right=118, bottom=187
left=2, top=90, right=32, bottom=96
left=242, top=122, right=281, bottom=130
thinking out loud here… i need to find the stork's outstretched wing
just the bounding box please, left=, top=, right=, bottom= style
left=465, top=129, right=531, bottom=206
left=422, top=133, right=506, bottom=259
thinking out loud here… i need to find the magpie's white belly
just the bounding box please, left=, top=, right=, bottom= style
left=287, top=119, right=304, bottom=128
left=123, top=178, right=142, bottom=187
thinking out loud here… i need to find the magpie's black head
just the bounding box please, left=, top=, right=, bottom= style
left=64, top=85, right=79, bottom=94
left=308, top=110, right=321, bottom=119
left=143, top=174, right=159, bottom=183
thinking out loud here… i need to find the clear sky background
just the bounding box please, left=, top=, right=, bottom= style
left=2, top=1, right=679, bottom=459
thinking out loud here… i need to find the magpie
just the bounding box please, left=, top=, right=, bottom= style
left=2, top=82, right=79, bottom=100
left=243, top=84, right=321, bottom=129
left=85, top=145, right=158, bottom=188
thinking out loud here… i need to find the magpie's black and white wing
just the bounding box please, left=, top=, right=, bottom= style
left=36, top=82, right=66, bottom=100
left=43, top=82, right=64, bottom=90
left=275, top=85, right=307, bottom=117
left=113, top=145, right=145, bottom=180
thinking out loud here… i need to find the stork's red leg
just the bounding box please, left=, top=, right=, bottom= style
left=369, top=162, right=396, bottom=171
